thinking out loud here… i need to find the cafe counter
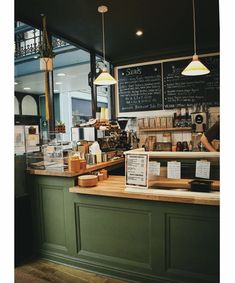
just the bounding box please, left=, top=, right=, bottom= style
left=28, top=166, right=219, bottom=283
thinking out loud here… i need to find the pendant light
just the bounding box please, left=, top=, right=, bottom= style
left=94, top=5, right=117, bottom=85
left=182, top=0, right=210, bottom=76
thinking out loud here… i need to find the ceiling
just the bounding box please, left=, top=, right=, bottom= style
left=15, top=0, right=219, bottom=66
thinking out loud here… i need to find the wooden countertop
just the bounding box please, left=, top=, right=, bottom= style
left=69, top=176, right=220, bottom=206
left=27, top=158, right=124, bottom=177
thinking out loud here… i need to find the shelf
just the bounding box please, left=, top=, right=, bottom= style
left=139, top=127, right=192, bottom=132
left=124, top=149, right=220, bottom=160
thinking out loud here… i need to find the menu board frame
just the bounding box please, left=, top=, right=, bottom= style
left=117, top=63, right=163, bottom=113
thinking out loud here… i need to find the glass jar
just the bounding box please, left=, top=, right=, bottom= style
left=176, top=141, right=182, bottom=151
left=182, top=141, right=189, bottom=151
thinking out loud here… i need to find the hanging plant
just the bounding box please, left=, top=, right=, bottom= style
left=39, top=15, right=55, bottom=71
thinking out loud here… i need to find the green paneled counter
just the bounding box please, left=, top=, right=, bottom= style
left=28, top=171, right=219, bottom=283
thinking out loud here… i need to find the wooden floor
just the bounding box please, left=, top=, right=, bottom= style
left=15, top=259, right=129, bottom=283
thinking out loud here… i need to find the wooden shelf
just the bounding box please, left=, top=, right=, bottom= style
left=139, top=127, right=191, bottom=132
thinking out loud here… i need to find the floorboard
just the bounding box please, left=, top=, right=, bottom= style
left=15, top=259, right=130, bottom=283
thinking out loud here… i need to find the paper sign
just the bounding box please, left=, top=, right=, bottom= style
left=167, top=161, right=181, bottom=179
left=26, top=134, right=39, bottom=147
left=149, top=161, right=160, bottom=176
left=126, top=154, right=148, bottom=188
left=195, top=160, right=210, bottom=179
left=14, top=126, right=26, bottom=154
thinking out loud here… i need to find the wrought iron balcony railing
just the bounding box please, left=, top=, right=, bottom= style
left=15, top=35, right=70, bottom=59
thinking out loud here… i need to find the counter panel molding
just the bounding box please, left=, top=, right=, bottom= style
left=30, top=176, right=78, bottom=258
left=75, top=202, right=153, bottom=271
left=39, top=185, right=68, bottom=253
left=165, top=212, right=219, bottom=282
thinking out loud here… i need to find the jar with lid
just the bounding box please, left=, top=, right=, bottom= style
left=182, top=141, right=189, bottom=151
left=176, top=141, right=182, bottom=151
left=68, top=156, right=80, bottom=172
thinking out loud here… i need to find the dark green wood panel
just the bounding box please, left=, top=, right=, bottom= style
left=165, top=212, right=219, bottom=282
left=76, top=203, right=152, bottom=268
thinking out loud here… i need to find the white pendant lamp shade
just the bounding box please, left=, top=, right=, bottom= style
left=94, top=5, right=117, bottom=86
left=182, top=54, right=210, bottom=76
left=94, top=69, right=117, bottom=85
left=182, top=0, right=210, bottom=76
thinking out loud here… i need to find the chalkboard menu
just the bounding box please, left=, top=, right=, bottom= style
left=163, top=56, right=219, bottom=109
left=118, top=64, right=162, bottom=112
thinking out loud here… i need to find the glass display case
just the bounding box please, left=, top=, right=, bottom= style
left=26, top=141, right=65, bottom=172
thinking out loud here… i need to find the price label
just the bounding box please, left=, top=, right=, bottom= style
left=195, top=160, right=210, bottom=179
left=167, top=161, right=181, bottom=179
left=149, top=161, right=160, bottom=176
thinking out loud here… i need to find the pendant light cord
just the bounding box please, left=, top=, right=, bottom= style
left=192, top=0, right=197, bottom=54
left=102, top=11, right=106, bottom=63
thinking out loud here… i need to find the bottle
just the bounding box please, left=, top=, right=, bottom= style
left=174, top=109, right=181, bottom=127
left=188, top=140, right=193, bottom=151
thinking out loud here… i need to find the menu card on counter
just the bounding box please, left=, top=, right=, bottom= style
left=195, top=160, right=210, bottom=179
left=126, top=154, right=149, bottom=189
left=167, top=161, right=181, bottom=179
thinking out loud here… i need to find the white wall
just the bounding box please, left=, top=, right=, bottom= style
left=14, top=96, right=20, bottom=115
left=21, top=95, right=38, bottom=115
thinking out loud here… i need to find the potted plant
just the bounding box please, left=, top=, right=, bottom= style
left=39, top=15, right=55, bottom=71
